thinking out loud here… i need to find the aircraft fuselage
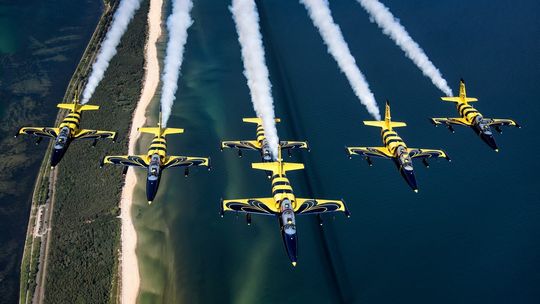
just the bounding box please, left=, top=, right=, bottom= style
left=270, top=171, right=299, bottom=265
left=145, top=134, right=168, bottom=203
left=380, top=128, right=418, bottom=191
left=50, top=111, right=83, bottom=167
left=456, top=103, right=498, bottom=150
left=256, top=124, right=273, bottom=162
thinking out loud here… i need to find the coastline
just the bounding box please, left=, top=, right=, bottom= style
left=121, top=0, right=163, bottom=303
left=17, top=2, right=115, bottom=303
left=18, top=0, right=150, bottom=302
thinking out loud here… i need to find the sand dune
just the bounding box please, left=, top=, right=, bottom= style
left=120, top=0, right=163, bottom=303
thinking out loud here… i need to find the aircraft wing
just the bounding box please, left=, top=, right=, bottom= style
left=484, top=118, right=520, bottom=128
left=103, top=155, right=149, bottom=168
left=431, top=117, right=471, bottom=126
left=295, top=198, right=349, bottom=215
left=408, top=148, right=449, bottom=160
left=73, top=129, right=116, bottom=140
left=18, top=127, right=59, bottom=138
left=346, top=146, right=393, bottom=159
left=221, top=140, right=260, bottom=151
left=162, top=156, right=210, bottom=169
left=222, top=198, right=278, bottom=215
left=280, top=140, right=309, bottom=150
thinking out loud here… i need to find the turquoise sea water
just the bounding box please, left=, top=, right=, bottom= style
left=0, top=0, right=101, bottom=301
left=133, top=0, right=540, bottom=303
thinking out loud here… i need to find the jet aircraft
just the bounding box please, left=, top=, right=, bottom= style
left=221, top=118, right=309, bottom=161
left=431, top=79, right=520, bottom=151
left=221, top=146, right=350, bottom=266
left=16, top=93, right=116, bottom=168
left=101, top=114, right=210, bottom=203
left=346, top=102, right=450, bottom=192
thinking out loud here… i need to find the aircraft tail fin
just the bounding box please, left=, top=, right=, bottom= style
left=442, top=79, right=477, bottom=103
left=243, top=117, right=281, bottom=124
left=364, top=101, right=406, bottom=129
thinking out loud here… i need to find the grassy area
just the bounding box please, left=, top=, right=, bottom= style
left=42, top=0, right=149, bottom=303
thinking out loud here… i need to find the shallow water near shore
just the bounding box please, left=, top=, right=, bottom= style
left=133, top=0, right=540, bottom=303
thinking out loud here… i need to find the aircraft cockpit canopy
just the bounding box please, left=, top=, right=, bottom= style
left=54, top=127, right=70, bottom=149
left=475, top=116, right=492, bottom=134
left=148, top=155, right=160, bottom=180
left=281, top=199, right=296, bottom=235
left=397, top=146, right=413, bottom=171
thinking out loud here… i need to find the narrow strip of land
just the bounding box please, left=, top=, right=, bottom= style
left=121, top=0, right=163, bottom=303
left=33, top=170, right=57, bottom=304
left=18, top=2, right=116, bottom=303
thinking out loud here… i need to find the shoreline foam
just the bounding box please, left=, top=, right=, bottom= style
left=120, top=0, right=163, bottom=303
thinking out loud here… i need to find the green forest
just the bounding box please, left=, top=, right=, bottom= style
left=43, top=1, right=148, bottom=303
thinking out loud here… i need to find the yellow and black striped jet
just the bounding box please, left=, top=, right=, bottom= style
left=346, top=102, right=450, bottom=192
left=101, top=114, right=210, bottom=203
left=221, top=146, right=349, bottom=267
left=221, top=118, right=308, bottom=161
left=431, top=79, right=520, bottom=151
left=16, top=94, right=116, bottom=168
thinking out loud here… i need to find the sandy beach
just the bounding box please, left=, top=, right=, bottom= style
left=120, top=0, right=163, bottom=303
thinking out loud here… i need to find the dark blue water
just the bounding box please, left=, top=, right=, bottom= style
left=134, top=0, right=540, bottom=303
left=0, top=0, right=101, bottom=301
left=1, top=0, right=539, bottom=303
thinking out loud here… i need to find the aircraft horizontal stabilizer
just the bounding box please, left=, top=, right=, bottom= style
left=242, top=117, right=281, bottom=124
left=138, top=127, right=184, bottom=137
left=441, top=97, right=478, bottom=103
left=251, top=162, right=304, bottom=174
left=363, top=121, right=406, bottom=128
left=57, top=103, right=100, bottom=112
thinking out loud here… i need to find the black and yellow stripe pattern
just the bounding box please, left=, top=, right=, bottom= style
left=59, top=111, right=82, bottom=134
left=147, top=135, right=168, bottom=159
left=267, top=172, right=295, bottom=210
left=381, top=128, right=407, bottom=156
left=456, top=102, right=482, bottom=125
left=271, top=174, right=295, bottom=205
left=256, top=123, right=266, bottom=144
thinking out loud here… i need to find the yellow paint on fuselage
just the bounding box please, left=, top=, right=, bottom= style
left=456, top=102, right=482, bottom=124
left=147, top=135, right=168, bottom=162
left=58, top=110, right=82, bottom=136
left=256, top=124, right=266, bottom=145
left=369, top=102, right=408, bottom=157
left=380, top=127, right=407, bottom=156
left=270, top=174, right=296, bottom=209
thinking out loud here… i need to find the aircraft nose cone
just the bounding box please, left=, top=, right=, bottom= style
left=282, top=231, right=298, bottom=266
left=50, top=147, right=66, bottom=167
left=146, top=177, right=160, bottom=202
left=480, top=133, right=499, bottom=151
left=400, top=168, right=418, bottom=192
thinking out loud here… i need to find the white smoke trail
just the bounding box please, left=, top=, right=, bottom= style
left=357, top=0, right=453, bottom=96
left=82, top=0, right=142, bottom=103
left=230, top=0, right=279, bottom=158
left=300, top=0, right=381, bottom=120
left=160, top=0, right=194, bottom=126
